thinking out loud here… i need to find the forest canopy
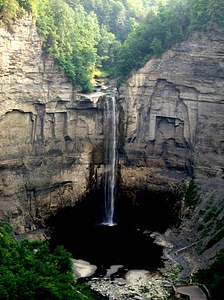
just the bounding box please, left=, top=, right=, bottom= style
left=0, top=0, right=223, bottom=91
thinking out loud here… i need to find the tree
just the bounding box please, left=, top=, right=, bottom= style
left=114, top=0, right=191, bottom=79
left=96, top=25, right=119, bottom=70
left=193, top=250, right=224, bottom=300
left=150, top=37, right=163, bottom=57
left=0, top=0, right=20, bottom=24
left=0, top=222, right=95, bottom=300
left=36, top=0, right=100, bottom=92
left=2, top=0, right=224, bottom=90
left=189, top=0, right=224, bottom=31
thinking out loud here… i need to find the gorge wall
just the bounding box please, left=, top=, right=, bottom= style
left=118, top=28, right=224, bottom=270
left=0, top=18, right=224, bottom=238
left=118, top=28, right=224, bottom=192
left=0, top=17, right=105, bottom=234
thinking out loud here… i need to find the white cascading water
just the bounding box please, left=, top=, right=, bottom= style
left=103, top=96, right=117, bottom=226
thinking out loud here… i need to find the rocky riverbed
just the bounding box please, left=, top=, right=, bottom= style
left=72, top=258, right=178, bottom=300
left=89, top=269, right=173, bottom=300
left=71, top=223, right=206, bottom=300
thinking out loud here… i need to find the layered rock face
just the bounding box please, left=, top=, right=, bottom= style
left=118, top=28, right=224, bottom=192
left=117, top=30, right=224, bottom=270
left=0, top=18, right=105, bottom=233
left=0, top=17, right=224, bottom=237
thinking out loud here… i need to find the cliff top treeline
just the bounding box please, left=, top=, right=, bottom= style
left=0, top=0, right=224, bottom=92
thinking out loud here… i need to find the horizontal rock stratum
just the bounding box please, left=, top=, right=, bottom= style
left=0, top=17, right=105, bottom=233
left=119, top=27, right=224, bottom=191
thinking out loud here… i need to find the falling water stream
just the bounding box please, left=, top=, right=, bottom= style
left=48, top=94, right=165, bottom=281
left=103, top=96, right=117, bottom=226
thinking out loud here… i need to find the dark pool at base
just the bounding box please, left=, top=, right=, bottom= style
left=60, top=224, right=164, bottom=275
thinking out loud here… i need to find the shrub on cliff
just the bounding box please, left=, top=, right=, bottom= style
left=0, top=0, right=23, bottom=24
left=1, top=0, right=224, bottom=89
left=114, top=0, right=224, bottom=79
left=0, top=222, right=95, bottom=300
left=193, top=250, right=224, bottom=300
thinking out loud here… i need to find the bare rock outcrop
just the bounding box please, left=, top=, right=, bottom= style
left=0, top=17, right=104, bottom=233
left=118, top=28, right=224, bottom=192
left=0, top=16, right=224, bottom=240
left=118, top=28, right=224, bottom=275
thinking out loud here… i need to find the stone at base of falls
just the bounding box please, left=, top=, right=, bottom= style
left=105, top=265, right=124, bottom=277
left=72, top=259, right=97, bottom=279
left=89, top=269, right=170, bottom=300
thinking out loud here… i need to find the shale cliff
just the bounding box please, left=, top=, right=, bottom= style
left=118, top=27, right=224, bottom=272
left=119, top=28, right=224, bottom=191
left=0, top=17, right=105, bottom=234
left=0, top=17, right=224, bottom=243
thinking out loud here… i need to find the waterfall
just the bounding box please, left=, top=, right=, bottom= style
left=103, top=96, right=117, bottom=226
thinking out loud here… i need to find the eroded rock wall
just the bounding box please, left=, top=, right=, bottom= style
left=0, top=18, right=104, bottom=233
left=1, top=17, right=224, bottom=238
left=118, top=28, right=224, bottom=192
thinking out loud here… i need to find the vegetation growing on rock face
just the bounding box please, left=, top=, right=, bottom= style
left=185, top=179, right=200, bottom=207
left=115, top=0, right=224, bottom=79
left=0, top=222, right=95, bottom=300
left=177, top=185, right=224, bottom=300
left=1, top=0, right=224, bottom=90
left=193, top=250, right=224, bottom=300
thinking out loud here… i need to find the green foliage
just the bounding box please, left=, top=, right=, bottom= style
left=78, top=0, right=156, bottom=42
left=150, top=37, right=163, bottom=58
left=114, top=0, right=190, bottom=78
left=185, top=179, right=199, bottom=207
left=0, top=0, right=20, bottom=24
left=0, top=222, right=95, bottom=300
left=203, top=225, right=224, bottom=251
left=96, top=25, right=120, bottom=71
left=62, top=0, right=160, bottom=85
left=17, top=0, right=32, bottom=14
left=189, top=0, right=224, bottom=31
left=163, top=264, right=183, bottom=285
left=114, top=0, right=224, bottom=79
left=1, top=0, right=224, bottom=89
left=36, top=0, right=100, bottom=92
left=193, top=250, right=224, bottom=300
left=0, top=0, right=42, bottom=23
